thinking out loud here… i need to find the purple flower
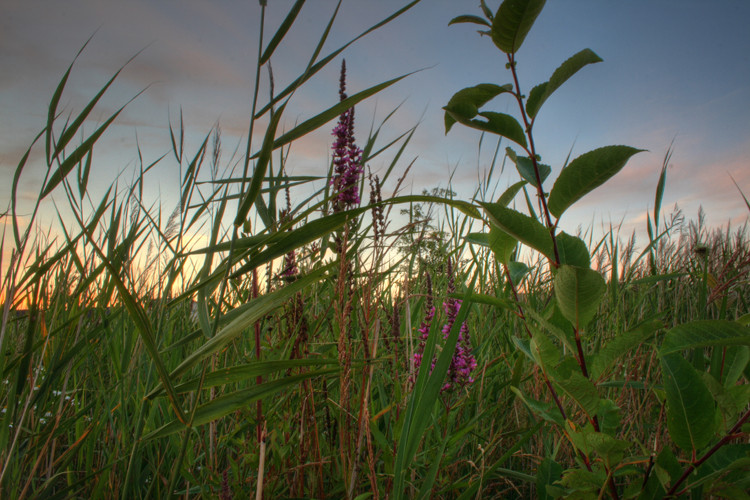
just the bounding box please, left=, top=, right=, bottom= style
left=280, top=248, right=298, bottom=279
left=331, top=59, right=363, bottom=209
left=410, top=262, right=477, bottom=392
left=412, top=304, right=435, bottom=379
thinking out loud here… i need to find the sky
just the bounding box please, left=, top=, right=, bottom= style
left=2, top=0, right=750, bottom=263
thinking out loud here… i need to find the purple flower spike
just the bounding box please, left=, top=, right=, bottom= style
left=440, top=258, right=477, bottom=392
left=331, top=59, right=363, bottom=209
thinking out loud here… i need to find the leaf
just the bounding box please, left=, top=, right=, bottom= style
left=661, top=353, right=716, bottom=452
left=234, top=101, right=287, bottom=227
left=556, top=232, right=590, bottom=268
left=659, top=320, right=750, bottom=357
left=587, top=432, right=630, bottom=466
left=270, top=71, right=413, bottom=150
left=253, top=0, right=421, bottom=119
left=147, top=359, right=339, bottom=399
left=144, top=370, right=337, bottom=440
left=526, top=49, right=603, bottom=119
left=466, top=111, right=528, bottom=148
left=444, top=83, right=512, bottom=133
left=491, top=0, right=547, bottom=54
left=536, top=458, right=563, bottom=500
left=230, top=206, right=367, bottom=279
left=506, top=147, right=550, bottom=187
left=554, top=265, right=605, bottom=329
left=448, top=14, right=491, bottom=27
left=496, top=180, right=527, bottom=206
left=481, top=203, right=554, bottom=260
left=511, top=387, right=564, bottom=426
left=260, top=0, right=305, bottom=65
left=653, top=143, right=673, bottom=229
left=547, top=146, right=644, bottom=219
left=554, top=370, right=600, bottom=417
left=507, top=261, right=530, bottom=284
left=597, top=399, right=621, bottom=436
left=161, top=266, right=330, bottom=384
left=77, top=150, right=92, bottom=199
left=41, top=97, right=138, bottom=199
left=489, top=224, right=518, bottom=265
left=529, top=330, right=563, bottom=372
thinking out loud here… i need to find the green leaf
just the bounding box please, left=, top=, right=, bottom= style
left=554, top=370, right=600, bottom=417
left=506, top=147, right=550, bottom=187
left=661, top=353, right=716, bottom=452
left=77, top=150, right=92, bottom=199
left=587, top=432, right=630, bottom=466
left=497, top=180, right=527, bottom=206
left=448, top=14, right=491, bottom=28
left=554, top=265, right=605, bottom=329
left=536, top=458, right=563, bottom=500
left=556, top=232, right=590, bottom=268
left=659, top=320, right=750, bottom=357
left=526, top=49, right=603, bottom=119
left=271, top=71, right=413, bottom=150
left=597, top=399, right=621, bottom=436
left=444, top=83, right=513, bottom=133
left=260, top=0, right=305, bottom=65
left=653, top=144, right=673, bottom=230
left=161, top=266, right=330, bottom=385
left=234, top=101, right=287, bottom=227
left=147, top=359, right=339, bottom=399
left=508, top=261, right=530, bottom=284
left=511, top=387, right=564, bottom=426
left=468, top=111, right=528, bottom=148
left=481, top=203, right=554, bottom=260
left=547, top=146, right=644, bottom=219
left=489, top=224, right=518, bottom=265
left=144, top=370, right=336, bottom=440
left=41, top=97, right=138, bottom=199
left=465, top=232, right=490, bottom=247
left=491, top=0, right=547, bottom=54
left=530, top=330, right=563, bottom=372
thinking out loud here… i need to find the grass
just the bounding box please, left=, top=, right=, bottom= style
left=2, top=1, right=749, bottom=499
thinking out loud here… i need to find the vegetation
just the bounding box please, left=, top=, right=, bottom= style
left=2, top=0, right=749, bottom=498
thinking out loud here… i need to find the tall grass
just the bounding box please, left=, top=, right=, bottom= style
left=2, top=1, right=749, bottom=499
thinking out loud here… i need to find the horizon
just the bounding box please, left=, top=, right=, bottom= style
left=2, top=0, right=750, bottom=288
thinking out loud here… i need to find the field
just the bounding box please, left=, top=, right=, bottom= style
left=2, top=1, right=749, bottom=498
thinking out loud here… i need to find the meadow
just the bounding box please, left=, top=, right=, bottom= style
left=2, top=1, right=749, bottom=498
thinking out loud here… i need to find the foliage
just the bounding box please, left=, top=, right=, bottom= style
left=1, top=1, right=749, bottom=499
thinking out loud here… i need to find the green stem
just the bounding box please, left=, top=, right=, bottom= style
left=506, top=53, right=560, bottom=267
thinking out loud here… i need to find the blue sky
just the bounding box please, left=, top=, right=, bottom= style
left=2, top=0, right=749, bottom=253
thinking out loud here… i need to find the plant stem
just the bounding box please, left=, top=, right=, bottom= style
left=506, top=53, right=560, bottom=266
left=667, top=407, right=750, bottom=497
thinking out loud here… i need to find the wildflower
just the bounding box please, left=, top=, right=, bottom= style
left=279, top=188, right=299, bottom=280
left=331, top=59, right=363, bottom=209
left=440, top=258, right=477, bottom=392
left=410, top=261, right=477, bottom=392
